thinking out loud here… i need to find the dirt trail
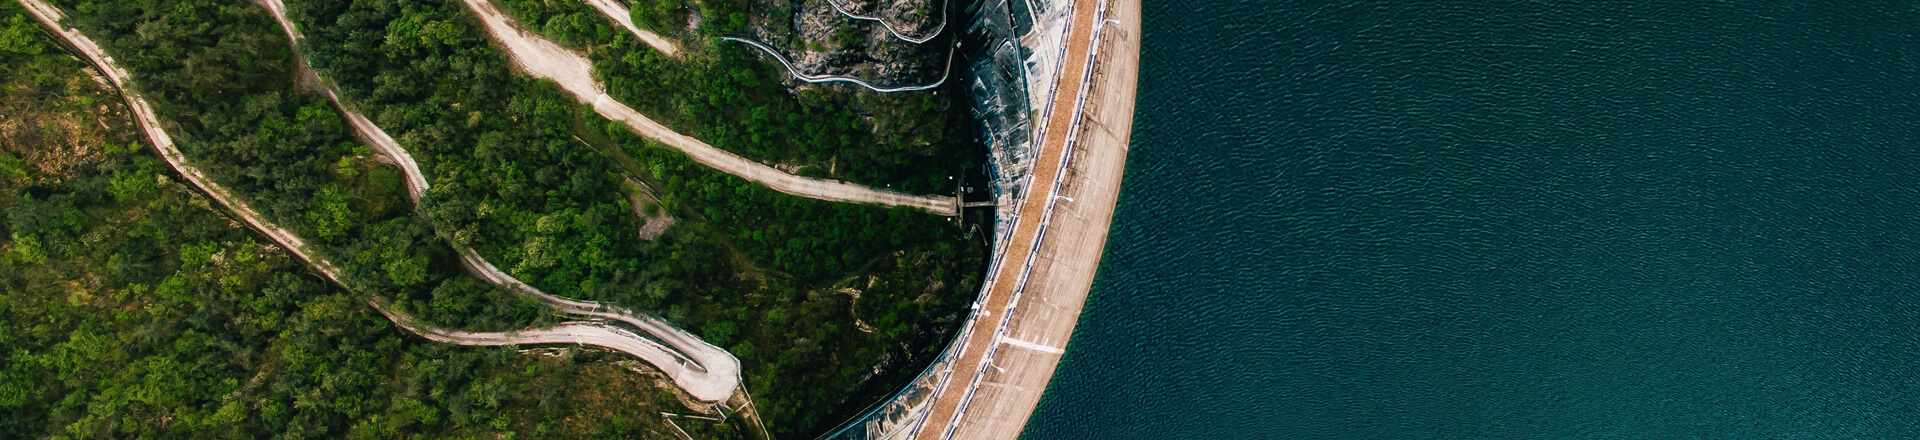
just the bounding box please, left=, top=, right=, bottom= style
left=458, top=0, right=960, bottom=215
left=579, top=0, right=679, bottom=56
left=20, top=0, right=343, bottom=282
left=30, top=0, right=740, bottom=403
left=253, top=0, right=741, bottom=402
left=254, top=0, right=428, bottom=202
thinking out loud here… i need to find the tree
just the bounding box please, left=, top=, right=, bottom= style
left=0, top=14, right=41, bottom=55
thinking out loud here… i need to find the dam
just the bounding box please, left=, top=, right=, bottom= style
left=816, top=0, right=1140, bottom=436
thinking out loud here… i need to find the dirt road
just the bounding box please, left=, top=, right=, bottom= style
left=254, top=0, right=428, bottom=202
left=458, top=0, right=960, bottom=215
left=19, top=0, right=345, bottom=282
left=255, top=0, right=742, bottom=403
left=579, top=0, right=680, bottom=56
left=31, top=0, right=741, bottom=403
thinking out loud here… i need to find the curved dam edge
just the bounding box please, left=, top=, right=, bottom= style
left=818, top=0, right=1139, bottom=436
left=914, top=0, right=1138, bottom=435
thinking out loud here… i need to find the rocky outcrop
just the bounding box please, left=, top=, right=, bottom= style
left=826, top=0, right=946, bottom=42
left=737, top=0, right=951, bottom=90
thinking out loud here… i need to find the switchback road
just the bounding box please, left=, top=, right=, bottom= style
left=29, top=0, right=740, bottom=403
left=257, top=0, right=741, bottom=402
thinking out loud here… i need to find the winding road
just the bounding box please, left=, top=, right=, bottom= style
left=370, top=297, right=739, bottom=401
left=253, top=0, right=428, bottom=202
left=255, top=0, right=741, bottom=403
left=18, top=0, right=346, bottom=284
left=458, top=0, right=960, bottom=215
left=448, top=243, right=743, bottom=402
left=27, top=0, right=741, bottom=404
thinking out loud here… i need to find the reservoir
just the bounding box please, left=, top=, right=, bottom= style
left=1026, top=0, right=1920, bottom=438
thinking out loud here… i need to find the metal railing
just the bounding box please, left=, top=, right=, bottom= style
left=722, top=36, right=955, bottom=93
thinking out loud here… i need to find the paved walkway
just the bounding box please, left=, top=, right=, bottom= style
left=823, top=0, right=946, bottom=44
left=722, top=36, right=954, bottom=92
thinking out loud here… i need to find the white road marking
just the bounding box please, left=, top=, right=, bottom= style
left=998, top=336, right=1064, bottom=354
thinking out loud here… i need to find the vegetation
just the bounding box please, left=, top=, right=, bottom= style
left=42, top=0, right=542, bottom=331
left=14, top=0, right=993, bottom=436
left=287, top=0, right=990, bottom=435
left=0, top=10, right=703, bottom=437
left=503, top=0, right=979, bottom=195
left=600, top=125, right=989, bottom=435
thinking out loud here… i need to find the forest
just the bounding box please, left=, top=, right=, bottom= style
left=0, top=5, right=706, bottom=437
left=40, top=0, right=514, bottom=330
left=8, top=0, right=993, bottom=437
left=499, top=0, right=980, bottom=195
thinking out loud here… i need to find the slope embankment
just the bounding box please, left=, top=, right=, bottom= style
left=252, top=0, right=428, bottom=202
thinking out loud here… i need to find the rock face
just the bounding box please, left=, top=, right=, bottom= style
left=963, top=0, right=1035, bottom=235
left=740, top=0, right=950, bottom=89
left=828, top=0, right=945, bottom=39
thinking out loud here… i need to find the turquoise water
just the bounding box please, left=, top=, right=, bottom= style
left=1023, top=1, right=1920, bottom=438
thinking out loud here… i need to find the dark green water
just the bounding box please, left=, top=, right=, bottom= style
left=1024, top=1, right=1920, bottom=438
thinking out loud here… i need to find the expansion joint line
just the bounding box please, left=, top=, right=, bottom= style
left=823, top=0, right=947, bottom=44
left=721, top=36, right=955, bottom=93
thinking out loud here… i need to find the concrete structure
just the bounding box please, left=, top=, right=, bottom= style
left=817, top=0, right=1137, bottom=435
left=920, top=0, right=1135, bottom=434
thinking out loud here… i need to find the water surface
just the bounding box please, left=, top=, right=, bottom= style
left=1025, top=1, right=1920, bottom=438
